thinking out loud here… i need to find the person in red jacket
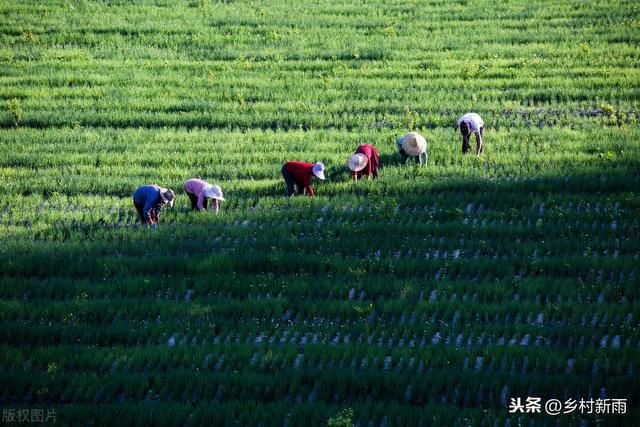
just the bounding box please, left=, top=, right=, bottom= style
left=349, top=144, right=380, bottom=181
left=281, top=161, right=325, bottom=197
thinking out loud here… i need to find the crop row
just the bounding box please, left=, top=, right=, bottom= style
left=0, top=273, right=634, bottom=303
left=2, top=105, right=637, bottom=131
left=3, top=319, right=638, bottom=357
left=2, top=243, right=636, bottom=280
left=3, top=341, right=637, bottom=375
left=2, top=367, right=636, bottom=408
left=3, top=204, right=636, bottom=235
left=1, top=293, right=636, bottom=329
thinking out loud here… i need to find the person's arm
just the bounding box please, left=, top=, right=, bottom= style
left=420, top=150, right=428, bottom=165
left=213, top=198, right=219, bottom=214
left=397, top=138, right=409, bottom=165
left=372, top=149, right=379, bottom=178
left=305, top=175, right=314, bottom=197
left=475, top=132, right=483, bottom=157
left=197, top=193, right=205, bottom=211
left=148, top=209, right=156, bottom=225
left=399, top=149, right=409, bottom=165
left=152, top=204, right=163, bottom=224
left=305, top=183, right=314, bottom=197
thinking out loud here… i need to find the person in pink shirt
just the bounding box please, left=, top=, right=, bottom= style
left=184, top=178, right=225, bottom=214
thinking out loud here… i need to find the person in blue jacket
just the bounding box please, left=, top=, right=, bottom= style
left=133, top=185, right=175, bottom=226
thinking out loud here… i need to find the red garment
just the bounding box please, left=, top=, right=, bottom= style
left=284, top=161, right=315, bottom=196
left=353, top=144, right=380, bottom=179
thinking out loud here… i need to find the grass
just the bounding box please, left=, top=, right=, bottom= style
left=1, top=0, right=639, bottom=425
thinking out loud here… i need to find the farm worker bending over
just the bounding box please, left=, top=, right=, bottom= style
left=458, top=112, right=484, bottom=156
left=281, top=161, right=325, bottom=197
left=396, top=132, right=427, bottom=165
left=184, top=178, right=225, bottom=214
left=133, top=185, right=175, bottom=226
left=349, top=144, right=380, bottom=181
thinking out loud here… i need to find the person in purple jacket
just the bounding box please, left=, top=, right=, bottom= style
left=132, top=185, right=175, bottom=226
left=184, top=178, right=225, bottom=214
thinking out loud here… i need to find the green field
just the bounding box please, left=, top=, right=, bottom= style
left=1, top=0, right=639, bottom=425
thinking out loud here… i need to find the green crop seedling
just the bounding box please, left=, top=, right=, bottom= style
left=0, top=0, right=638, bottom=425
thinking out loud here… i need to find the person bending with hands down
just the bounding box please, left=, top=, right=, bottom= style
left=458, top=112, right=484, bottom=157
left=396, top=132, right=427, bottom=165
left=184, top=178, right=225, bottom=214
left=349, top=144, right=380, bottom=181
left=133, top=185, right=175, bottom=228
left=281, top=161, right=325, bottom=197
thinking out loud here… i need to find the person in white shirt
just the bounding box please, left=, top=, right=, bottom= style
left=458, top=113, right=484, bottom=157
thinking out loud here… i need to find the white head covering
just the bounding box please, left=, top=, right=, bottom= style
left=203, top=184, right=225, bottom=201
left=401, top=132, right=427, bottom=156
left=348, top=153, right=368, bottom=172
left=312, top=162, right=325, bottom=180
left=159, top=188, right=175, bottom=207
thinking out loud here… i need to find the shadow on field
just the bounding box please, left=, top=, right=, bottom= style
left=2, top=160, right=638, bottom=268
left=2, top=163, right=639, bottom=424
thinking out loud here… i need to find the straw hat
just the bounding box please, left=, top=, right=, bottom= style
left=159, top=188, right=175, bottom=207
left=401, top=132, right=427, bottom=156
left=312, top=162, right=325, bottom=180
left=348, top=153, right=368, bottom=172
left=203, top=184, right=225, bottom=201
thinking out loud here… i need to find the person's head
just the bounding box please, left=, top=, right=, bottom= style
left=459, top=122, right=472, bottom=153
left=459, top=121, right=472, bottom=138
left=349, top=153, right=368, bottom=172
left=312, top=162, right=325, bottom=180
left=159, top=188, right=175, bottom=207
left=203, top=184, right=225, bottom=201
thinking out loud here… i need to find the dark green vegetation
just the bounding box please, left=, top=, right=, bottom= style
left=1, top=0, right=639, bottom=425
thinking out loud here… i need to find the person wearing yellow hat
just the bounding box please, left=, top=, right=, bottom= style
left=132, top=185, right=175, bottom=226
left=184, top=178, right=225, bottom=214
left=349, top=144, right=380, bottom=181
left=396, top=132, right=427, bottom=165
